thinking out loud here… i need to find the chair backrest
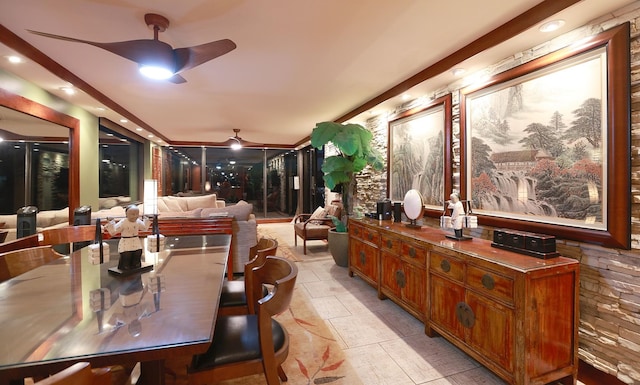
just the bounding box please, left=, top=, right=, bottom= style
left=244, top=237, right=278, bottom=313
left=0, top=245, right=64, bottom=282
left=38, top=225, right=97, bottom=246
left=249, top=256, right=298, bottom=319
left=33, top=362, right=111, bottom=385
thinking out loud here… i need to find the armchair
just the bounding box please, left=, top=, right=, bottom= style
left=293, top=203, right=341, bottom=255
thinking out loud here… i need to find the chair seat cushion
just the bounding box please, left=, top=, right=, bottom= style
left=219, top=281, right=270, bottom=308
left=190, top=315, right=286, bottom=370
left=294, top=222, right=330, bottom=238
left=219, top=280, right=246, bottom=307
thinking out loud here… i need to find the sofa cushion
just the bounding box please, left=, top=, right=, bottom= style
left=0, top=215, right=17, bottom=229
left=201, top=200, right=253, bottom=221
left=162, top=197, right=184, bottom=212
left=37, top=208, right=69, bottom=228
left=184, top=194, right=219, bottom=211
left=156, top=198, right=170, bottom=212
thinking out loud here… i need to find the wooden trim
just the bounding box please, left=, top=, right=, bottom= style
left=0, top=88, right=80, bottom=220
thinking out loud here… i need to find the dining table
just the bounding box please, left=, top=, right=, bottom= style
left=0, top=233, right=231, bottom=385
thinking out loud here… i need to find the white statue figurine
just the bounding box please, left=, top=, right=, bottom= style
left=106, top=204, right=151, bottom=271
left=448, top=192, right=465, bottom=238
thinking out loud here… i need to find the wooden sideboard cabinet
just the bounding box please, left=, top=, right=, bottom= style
left=347, top=218, right=579, bottom=385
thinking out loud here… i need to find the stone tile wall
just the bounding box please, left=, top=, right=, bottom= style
left=355, top=2, right=640, bottom=383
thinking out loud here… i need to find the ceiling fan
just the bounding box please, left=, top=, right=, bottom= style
left=224, top=129, right=263, bottom=149
left=27, top=13, right=236, bottom=84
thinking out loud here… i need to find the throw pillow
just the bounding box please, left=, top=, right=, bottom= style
left=185, top=194, right=218, bottom=211
left=162, top=197, right=183, bottom=212
left=309, top=206, right=326, bottom=225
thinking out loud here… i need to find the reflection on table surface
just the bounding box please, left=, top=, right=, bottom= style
left=0, top=234, right=230, bottom=379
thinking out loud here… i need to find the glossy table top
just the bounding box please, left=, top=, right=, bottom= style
left=0, top=234, right=230, bottom=381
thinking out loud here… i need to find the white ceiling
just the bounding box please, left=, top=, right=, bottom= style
left=0, top=0, right=635, bottom=148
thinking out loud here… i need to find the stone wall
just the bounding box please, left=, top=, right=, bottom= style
left=354, top=2, right=640, bottom=383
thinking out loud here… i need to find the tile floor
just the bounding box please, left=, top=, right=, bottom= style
left=262, top=222, right=582, bottom=385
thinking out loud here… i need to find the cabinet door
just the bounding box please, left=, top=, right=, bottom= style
left=350, top=238, right=378, bottom=282
left=465, top=290, right=514, bottom=373
left=403, top=262, right=426, bottom=314
left=380, top=252, right=402, bottom=298
left=430, top=274, right=465, bottom=339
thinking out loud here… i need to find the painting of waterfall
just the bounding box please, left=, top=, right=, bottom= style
left=464, top=46, right=610, bottom=230
left=459, top=23, right=630, bottom=248
left=389, top=95, right=451, bottom=210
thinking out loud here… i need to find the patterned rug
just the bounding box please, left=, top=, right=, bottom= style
left=257, top=225, right=303, bottom=262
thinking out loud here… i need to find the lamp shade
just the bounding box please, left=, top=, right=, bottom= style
left=144, top=179, right=158, bottom=215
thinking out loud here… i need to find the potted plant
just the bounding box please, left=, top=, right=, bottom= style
left=327, top=215, right=348, bottom=266
left=311, top=122, right=384, bottom=264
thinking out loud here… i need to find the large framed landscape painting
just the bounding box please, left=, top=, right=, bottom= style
left=460, top=23, right=630, bottom=249
left=388, top=94, right=452, bottom=217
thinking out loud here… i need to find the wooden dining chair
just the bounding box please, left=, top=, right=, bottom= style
left=218, top=237, right=278, bottom=316
left=30, top=362, right=112, bottom=385
left=0, top=245, right=64, bottom=282
left=188, top=256, right=298, bottom=385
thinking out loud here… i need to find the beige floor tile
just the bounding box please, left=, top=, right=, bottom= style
left=329, top=311, right=403, bottom=348
left=380, top=335, right=480, bottom=383
left=345, top=343, right=415, bottom=385
left=310, top=295, right=352, bottom=320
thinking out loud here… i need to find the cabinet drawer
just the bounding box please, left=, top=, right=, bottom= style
left=466, top=265, right=514, bottom=305
left=361, top=227, right=379, bottom=245
left=380, top=234, right=401, bottom=254
left=430, top=252, right=464, bottom=283
left=401, top=242, right=426, bottom=267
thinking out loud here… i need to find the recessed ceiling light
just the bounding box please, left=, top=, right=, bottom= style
left=96, top=107, right=106, bottom=111
left=6, top=55, right=23, bottom=64
left=148, top=134, right=154, bottom=138
left=135, top=127, right=143, bottom=131
left=120, top=119, right=128, bottom=123
left=402, top=94, right=411, bottom=101
left=539, top=19, right=565, bottom=33
left=60, top=86, right=76, bottom=95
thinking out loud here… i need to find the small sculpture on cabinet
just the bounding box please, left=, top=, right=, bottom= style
left=443, top=193, right=473, bottom=241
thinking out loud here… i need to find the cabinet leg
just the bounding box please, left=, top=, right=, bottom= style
left=348, top=269, right=354, bottom=277
left=424, top=324, right=437, bottom=338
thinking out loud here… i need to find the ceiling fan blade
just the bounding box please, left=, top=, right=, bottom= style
left=173, top=39, right=236, bottom=73
left=168, top=74, right=187, bottom=84
left=28, top=30, right=175, bottom=68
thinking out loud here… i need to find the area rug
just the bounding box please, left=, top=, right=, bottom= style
left=257, top=225, right=303, bottom=262
left=163, top=286, right=362, bottom=385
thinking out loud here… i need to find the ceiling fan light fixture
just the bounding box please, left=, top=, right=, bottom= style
left=230, top=139, right=242, bottom=150
left=139, top=64, right=174, bottom=80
